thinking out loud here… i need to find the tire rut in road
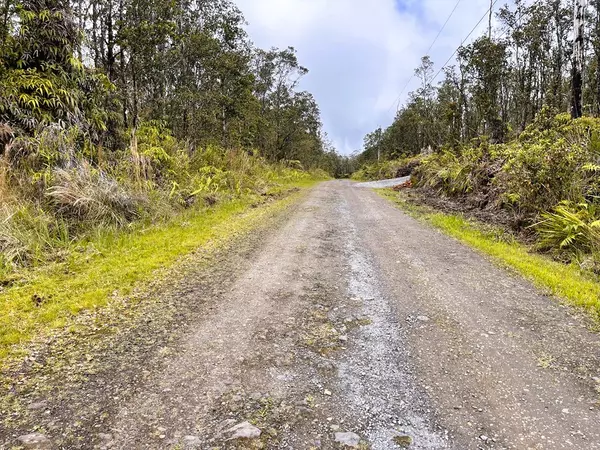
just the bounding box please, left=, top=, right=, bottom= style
left=331, top=192, right=448, bottom=449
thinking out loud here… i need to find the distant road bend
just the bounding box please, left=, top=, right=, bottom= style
left=5, top=180, right=600, bottom=449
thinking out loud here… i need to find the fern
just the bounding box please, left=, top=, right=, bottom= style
left=534, top=201, right=600, bottom=255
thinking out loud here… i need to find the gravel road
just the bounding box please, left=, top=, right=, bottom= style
left=3, top=180, right=600, bottom=449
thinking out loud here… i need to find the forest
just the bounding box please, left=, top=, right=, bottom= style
left=356, top=0, right=600, bottom=267
left=0, top=0, right=351, bottom=274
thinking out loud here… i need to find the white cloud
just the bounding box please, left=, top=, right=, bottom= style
left=236, top=0, right=512, bottom=154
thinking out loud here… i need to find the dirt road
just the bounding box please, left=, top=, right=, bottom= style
left=3, top=181, right=600, bottom=449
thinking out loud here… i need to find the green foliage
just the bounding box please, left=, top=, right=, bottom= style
left=411, top=113, right=600, bottom=262
left=415, top=143, right=498, bottom=197
left=0, top=202, right=70, bottom=270
left=534, top=202, right=600, bottom=255
left=415, top=114, right=600, bottom=219
left=0, top=121, right=322, bottom=278
left=0, top=0, right=342, bottom=170
left=0, top=69, right=81, bottom=132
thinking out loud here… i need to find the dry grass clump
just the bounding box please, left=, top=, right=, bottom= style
left=0, top=202, right=69, bottom=270
left=47, top=163, right=145, bottom=226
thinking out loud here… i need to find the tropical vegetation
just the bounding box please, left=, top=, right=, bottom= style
left=356, top=0, right=600, bottom=266
left=0, top=0, right=347, bottom=279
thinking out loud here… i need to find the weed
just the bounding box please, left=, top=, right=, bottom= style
left=414, top=113, right=600, bottom=223
left=47, top=163, right=145, bottom=226
left=534, top=201, right=600, bottom=255
left=537, top=353, right=555, bottom=369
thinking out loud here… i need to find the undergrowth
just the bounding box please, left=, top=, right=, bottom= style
left=0, top=120, right=327, bottom=364
left=405, top=111, right=600, bottom=267
left=0, top=123, right=326, bottom=278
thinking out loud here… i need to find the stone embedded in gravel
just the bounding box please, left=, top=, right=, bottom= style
left=218, top=418, right=237, bottom=430
left=183, top=435, right=201, bottom=446
left=17, top=433, right=51, bottom=449
left=98, top=433, right=113, bottom=441
left=416, top=315, right=430, bottom=322
left=393, top=434, right=413, bottom=448
left=250, top=392, right=263, bottom=401
left=27, top=401, right=48, bottom=411
left=226, top=421, right=261, bottom=440
left=334, top=431, right=361, bottom=447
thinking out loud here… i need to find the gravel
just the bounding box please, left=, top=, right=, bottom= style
left=354, top=176, right=411, bottom=189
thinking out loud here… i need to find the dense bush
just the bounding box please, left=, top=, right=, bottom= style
left=534, top=201, right=600, bottom=256
left=0, top=123, right=319, bottom=273
left=413, top=112, right=600, bottom=260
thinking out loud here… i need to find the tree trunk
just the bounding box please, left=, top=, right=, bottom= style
left=106, top=0, right=116, bottom=82
left=488, top=0, right=493, bottom=40
left=572, top=0, right=585, bottom=119
left=553, top=0, right=563, bottom=109
left=595, top=0, right=600, bottom=115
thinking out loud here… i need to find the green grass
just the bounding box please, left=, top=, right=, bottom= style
left=0, top=179, right=318, bottom=364
left=379, top=189, right=600, bottom=320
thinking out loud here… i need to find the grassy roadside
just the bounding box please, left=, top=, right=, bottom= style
left=378, top=189, right=600, bottom=321
left=0, top=179, right=320, bottom=365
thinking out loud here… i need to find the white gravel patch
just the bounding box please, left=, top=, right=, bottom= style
left=354, top=177, right=410, bottom=189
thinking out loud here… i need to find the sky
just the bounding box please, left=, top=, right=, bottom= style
left=235, top=0, right=514, bottom=155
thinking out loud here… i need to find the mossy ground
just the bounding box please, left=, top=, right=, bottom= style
left=0, top=179, right=320, bottom=366
left=379, top=189, right=600, bottom=322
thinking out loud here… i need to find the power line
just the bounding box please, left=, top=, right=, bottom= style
left=429, top=0, right=542, bottom=85
left=386, top=0, right=463, bottom=114
left=428, top=0, right=501, bottom=85
left=425, top=0, right=464, bottom=57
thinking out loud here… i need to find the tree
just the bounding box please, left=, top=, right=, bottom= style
left=0, top=0, right=90, bottom=135
left=363, top=128, right=383, bottom=161
left=358, top=0, right=599, bottom=162
left=0, top=0, right=340, bottom=169
left=572, top=0, right=585, bottom=118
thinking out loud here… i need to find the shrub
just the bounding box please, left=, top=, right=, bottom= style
left=0, top=203, right=69, bottom=270
left=0, top=121, right=321, bottom=274
left=415, top=143, right=500, bottom=200
left=133, top=122, right=189, bottom=186
left=534, top=201, right=600, bottom=256
left=414, top=113, right=600, bottom=222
